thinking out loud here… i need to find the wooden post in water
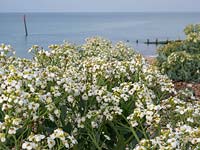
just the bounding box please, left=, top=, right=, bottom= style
left=147, top=39, right=150, bottom=45
left=155, top=38, right=158, bottom=45
left=23, top=15, right=28, bottom=36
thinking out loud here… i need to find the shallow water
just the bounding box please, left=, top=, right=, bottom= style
left=0, top=12, right=200, bottom=58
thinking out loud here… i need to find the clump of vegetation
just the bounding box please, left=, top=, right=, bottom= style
left=156, top=24, right=200, bottom=82
left=0, top=38, right=199, bottom=150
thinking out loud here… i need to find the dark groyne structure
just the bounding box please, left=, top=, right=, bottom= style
left=126, top=38, right=182, bottom=45
left=144, top=39, right=182, bottom=45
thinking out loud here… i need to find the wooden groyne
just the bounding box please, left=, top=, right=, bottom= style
left=126, top=39, right=182, bottom=45
left=144, top=39, right=182, bottom=45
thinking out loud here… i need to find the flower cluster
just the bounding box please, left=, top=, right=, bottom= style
left=134, top=94, right=200, bottom=150
left=0, top=37, right=199, bottom=149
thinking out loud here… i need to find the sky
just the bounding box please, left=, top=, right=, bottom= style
left=0, top=0, right=200, bottom=12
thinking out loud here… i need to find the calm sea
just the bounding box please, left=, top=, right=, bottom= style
left=0, top=12, right=200, bottom=58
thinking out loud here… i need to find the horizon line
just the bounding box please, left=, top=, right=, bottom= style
left=1, top=11, right=200, bottom=13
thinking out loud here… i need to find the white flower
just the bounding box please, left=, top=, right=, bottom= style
left=187, top=118, right=194, bottom=123
left=68, top=135, right=77, bottom=144
left=12, top=118, right=22, bottom=126
left=34, top=134, right=45, bottom=142
left=51, top=128, right=65, bottom=141
left=128, top=88, right=135, bottom=95
left=49, top=114, right=55, bottom=122
left=67, top=95, right=74, bottom=103
left=47, top=137, right=56, bottom=149
left=82, top=93, right=88, bottom=100
left=120, top=94, right=129, bottom=101
left=131, top=121, right=138, bottom=127
left=28, top=102, right=39, bottom=111
left=45, top=51, right=51, bottom=57
left=180, top=125, right=192, bottom=132
left=63, top=140, right=69, bottom=148
left=22, top=141, right=36, bottom=150
left=2, top=103, right=12, bottom=111
left=191, top=138, right=200, bottom=144
left=74, top=89, right=80, bottom=96
left=8, top=127, right=17, bottom=135
left=91, top=121, right=98, bottom=128
left=167, top=138, right=178, bottom=148
left=0, top=133, right=6, bottom=142
left=54, top=109, right=60, bottom=118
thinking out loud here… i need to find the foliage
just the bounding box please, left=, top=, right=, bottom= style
left=0, top=38, right=199, bottom=150
left=156, top=24, right=200, bottom=82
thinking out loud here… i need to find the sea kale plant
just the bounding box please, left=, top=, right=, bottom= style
left=0, top=37, right=199, bottom=150
left=157, top=24, right=200, bottom=82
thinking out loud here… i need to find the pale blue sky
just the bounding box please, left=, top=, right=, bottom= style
left=0, top=0, right=200, bottom=12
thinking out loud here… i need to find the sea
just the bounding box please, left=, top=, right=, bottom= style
left=0, top=12, right=200, bottom=58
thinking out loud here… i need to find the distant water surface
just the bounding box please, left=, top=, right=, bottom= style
left=0, top=12, right=200, bottom=58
